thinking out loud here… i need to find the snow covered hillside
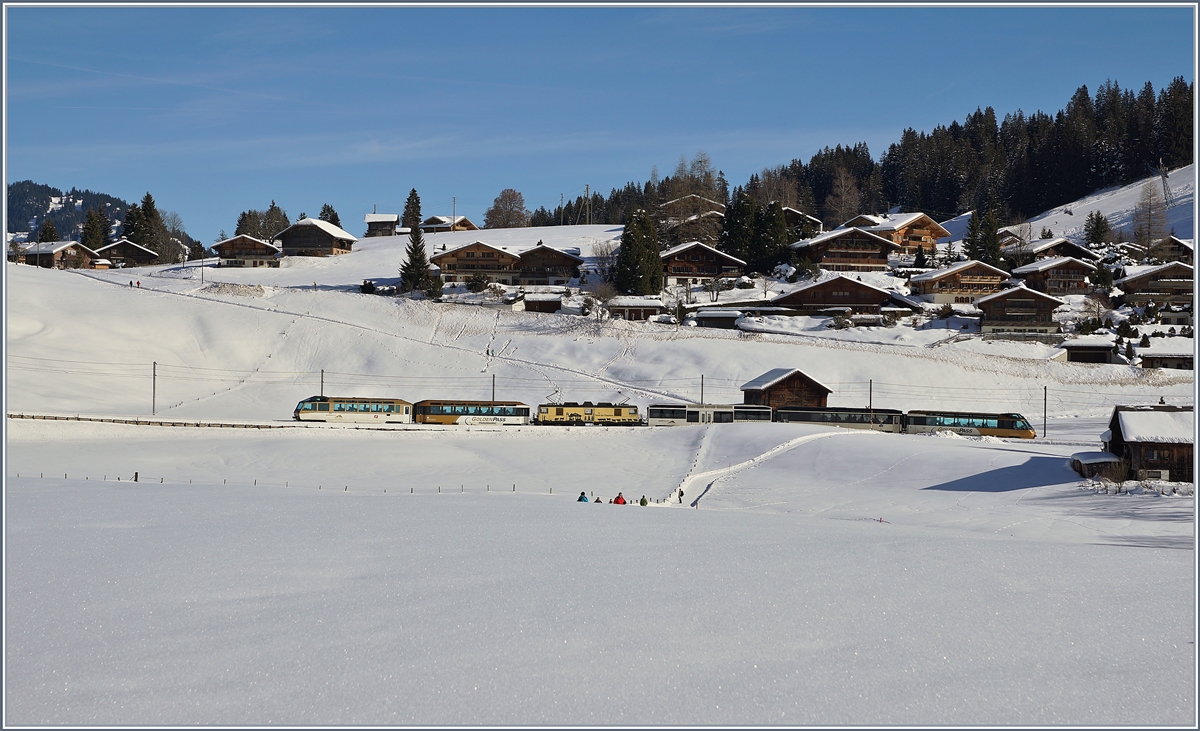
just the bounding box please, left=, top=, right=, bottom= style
left=939, top=163, right=1195, bottom=243
left=4, top=214, right=1195, bottom=724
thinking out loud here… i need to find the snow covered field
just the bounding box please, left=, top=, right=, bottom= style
left=5, top=209, right=1196, bottom=724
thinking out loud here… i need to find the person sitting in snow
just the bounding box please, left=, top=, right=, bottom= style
left=577, top=491, right=588, bottom=502
left=639, top=495, right=648, bottom=506
left=613, top=492, right=626, bottom=505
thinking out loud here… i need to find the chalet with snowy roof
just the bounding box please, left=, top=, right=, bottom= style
left=431, top=241, right=521, bottom=284
left=661, top=241, right=745, bottom=286
left=1059, top=334, right=1123, bottom=364
left=1152, top=235, right=1193, bottom=264
left=20, top=240, right=98, bottom=269
left=606, top=296, right=664, bottom=321
left=213, top=234, right=281, bottom=268
left=1114, top=262, right=1193, bottom=309
left=975, top=285, right=1063, bottom=334
left=1136, top=338, right=1193, bottom=370
left=276, top=218, right=357, bottom=257
left=513, top=243, right=582, bottom=285
left=790, top=227, right=899, bottom=273
left=1011, top=256, right=1096, bottom=296
left=770, top=275, right=897, bottom=315
left=781, top=207, right=824, bottom=234
left=93, top=238, right=158, bottom=267
left=1000, top=236, right=1100, bottom=266
left=364, top=213, right=399, bottom=238
left=522, top=293, right=564, bottom=313
left=1102, top=405, right=1193, bottom=482
left=840, top=212, right=950, bottom=257
left=658, top=194, right=725, bottom=220
left=420, top=215, right=478, bottom=233
left=740, top=368, right=831, bottom=409
left=909, top=260, right=1010, bottom=304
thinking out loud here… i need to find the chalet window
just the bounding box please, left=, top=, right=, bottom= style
left=465, top=252, right=475, bottom=258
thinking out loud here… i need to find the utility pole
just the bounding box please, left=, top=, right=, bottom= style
left=560, top=194, right=564, bottom=226
left=321, top=369, right=324, bottom=397
left=700, top=374, right=704, bottom=404
left=492, top=374, right=496, bottom=402
left=452, top=197, right=456, bottom=231
left=152, top=361, right=156, bottom=415
left=869, top=379, right=872, bottom=411
left=585, top=184, right=591, bottom=225
left=1043, top=385, right=1047, bottom=438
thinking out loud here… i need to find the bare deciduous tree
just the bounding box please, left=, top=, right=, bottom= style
left=590, top=239, right=619, bottom=283
left=1132, top=181, right=1167, bottom=248
left=483, top=189, right=531, bottom=229
left=823, top=167, right=861, bottom=227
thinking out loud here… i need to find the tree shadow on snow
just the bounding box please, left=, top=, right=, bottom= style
left=922, top=456, right=1074, bottom=493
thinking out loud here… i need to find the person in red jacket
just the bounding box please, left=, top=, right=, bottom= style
left=613, top=492, right=626, bottom=505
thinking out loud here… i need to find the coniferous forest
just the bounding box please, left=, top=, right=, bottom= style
left=529, top=77, right=1193, bottom=231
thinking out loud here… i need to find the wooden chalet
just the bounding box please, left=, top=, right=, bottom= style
left=974, top=286, right=1063, bottom=334
left=606, top=297, right=664, bottom=321
left=790, top=227, right=899, bottom=272
left=364, top=213, right=399, bottom=238
left=1102, top=405, right=1193, bottom=482
left=213, top=234, right=281, bottom=268
left=431, top=241, right=521, bottom=284
left=1136, top=338, right=1193, bottom=370
left=1150, top=235, right=1193, bottom=264
left=93, top=238, right=158, bottom=267
left=840, top=213, right=950, bottom=256
left=514, top=243, right=582, bottom=285
left=658, top=194, right=725, bottom=220
left=1000, top=236, right=1100, bottom=266
left=1011, top=256, right=1097, bottom=296
left=21, top=240, right=98, bottom=269
left=782, top=207, right=824, bottom=234
left=908, top=260, right=1010, bottom=304
left=276, top=218, right=357, bottom=257
left=420, top=215, right=478, bottom=233
left=1114, top=262, right=1193, bottom=309
left=770, top=275, right=896, bottom=314
left=661, top=241, right=745, bottom=285
left=740, top=368, right=831, bottom=409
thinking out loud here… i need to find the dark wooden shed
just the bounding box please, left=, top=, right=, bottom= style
left=740, top=368, right=831, bottom=409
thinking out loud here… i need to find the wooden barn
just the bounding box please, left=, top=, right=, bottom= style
left=1102, top=405, right=1193, bottom=482
left=661, top=241, right=745, bottom=286
left=514, top=243, right=582, bottom=285
left=1011, top=256, right=1097, bottom=296
left=1136, top=339, right=1194, bottom=370
left=789, top=228, right=899, bottom=272
left=606, top=297, right=664, bottom=321
left=522, top=293, right=563, bottom=313
left=276, top=218, right=357, bottom=257
left=93, top=238, right=158, bottom=267
left=740, top=368, right=831, bottom=409
left=909, top=260, right=1010, bottom=304
left=770, top=275, right=895, bottom=314
left=363, top=213, right=399, bottom=237
left=975, top=286, right=1063, bottom=334
left=1059, top=335, right=1123, bottom=364
left=213, top=234, right=281, bottom=268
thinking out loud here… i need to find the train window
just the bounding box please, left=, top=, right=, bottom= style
left=383, top=404, right=393, bottom=413
left=334, top=403, right=347, bottom=412
left=584, top=409, right=593, bottom=415
left=613, top=408, right=622, bottom=416
left=372, top=403, right=383, bottom=412
left=404, top=406, right=410, bottom=414
left=317, top=403, right=329, bottom=412
left=686, top=411, right=700, bottom=423
left=517, top=408, right=529, bottom=417
left=299, top=402, right=316, bottom=411
left=713, top=411, right=734, bottom=423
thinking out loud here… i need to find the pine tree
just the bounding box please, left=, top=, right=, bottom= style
left=980, top=208, right=1001, bottom=266
left=319, top=203, right=341, bottom=228
left=718, top=189, right=758, bottom=263
left=138, top=192, right=173, bottom=260
left=262, top=200, right=290, bottom=240
left=121, top=203, right=144, bottom=243
left=614, top=208, right=661, bottom=295
left=81, top=208, right=110, bottom=251
left=1083, top=210, right=1113, bottom=246
left=37, top=219, right=59, bottom=243
left=401, top=189, right=422, bottom=231
left=964, top=210, right=983, bottom=261
left=914, top=245, right=929, bottom=268
left=400, top=190, right=430, bottom=292
left=750, top=201, right=790, bottom=274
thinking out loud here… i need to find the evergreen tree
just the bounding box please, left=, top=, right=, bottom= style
left=1040, top=227, right=1054, bottom=239
left=234, top=210, right=261, bottom=239
left=1083, top=210, right=1113, bottom=245
left=401, top=189, right=422, bottom=231
left=262, top=200, right=290, bottom=240
left=614, top=208, right=661, bottom=295
left=717, top=189, right=758, bottom=263
left=914, top=245, right=929, bottom=268
left=138, top=192, right=174, bottom=260
left=318, top=203, right=341, bottom=228
left=964, top=210, right=983, bottom=261
left=749, top=201, right=791, bottom=273
left=37, top=219, right=59, bottom=243
left=81, top=208, right=110, bottom=251
left=121, top=203, right=144, bottom=243
left=980, top=208, right=1001, bottom=266
left=399, top=190, right=430, bottom=292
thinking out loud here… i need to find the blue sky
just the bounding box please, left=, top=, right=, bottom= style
left=5, top=5, right=1195, bottom=242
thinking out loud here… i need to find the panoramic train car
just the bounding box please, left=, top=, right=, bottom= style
left=903, top=410, right=1036, bottom=439
left=535, top=402, right=641, bottom=425
left=646, top=403, right=773, bottom=426
left=774, top=406, right=905, bottom=433
left=293, top=396, right=413, bottom=423
left=413, top=400, right=531, bottom=425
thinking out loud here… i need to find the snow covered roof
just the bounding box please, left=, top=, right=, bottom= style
left=770, top=274, right=897, bottom=302
left=740, top=368, right=832, bottom=393
left=973, top=283, right=1064, bottom=307
left=1113, top=407, right=1194, bottom=444
left=431, top=240, right=521, bottom=259
left=278, top=218, right=357, bottom=242
left=22, top=240, right=86, bottom=255
left=1166, top=235, right=1193, bottom=251
left=1060, top=334, right=1116, bottom=348
left=1136, top=338, right=1195, bottom=358
left=606, top=296, right=663, bottom=308
left=1011, top=256, right=1097, bottom=274
left=421, top=215, right=475, bottom=228
left=660, top=240, right=746, bottom=265
left=694, top=309, right=744, bottom=317
left=94, top=238, right=158, bottom=257
left=1115, top=261, right=1192, bottom=286
left=1071, top=451, right=1123, bottom=465
left=213, top=234, right=280, bottom=252
left=364, top=213, right=399, bottom=223
left=909, top=259, right=1009, bottom=283
left=659, top=194, right=726, bottom=211
left=791, top=227, right=899, bottom=251
left=1002, top=237, right=1101, bottom=260
left=523, top=293, right=564, bottom=302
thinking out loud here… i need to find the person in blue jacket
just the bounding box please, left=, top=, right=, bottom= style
left=577, top=491, right=588, bottom=502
